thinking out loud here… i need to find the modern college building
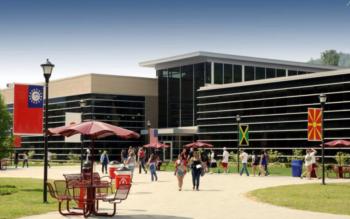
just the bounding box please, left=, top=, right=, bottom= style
left=1, top=74, right=157, bottom=160
left=2, top=51, right=349, bottom=160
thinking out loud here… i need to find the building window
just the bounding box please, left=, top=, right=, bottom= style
left=266, top=68, right=276, bottom=79
left=255, top=67, right=265, bottom=80
left=276, top=69, right=286, bottom=77
left=234, top=65, right=242, bottom=82
left=168, top=67, right=180, bottom=127
left=288, top=70, right=297, bottom=76
left=158, top=69, right=168, bottom=127
left=244, top=66, right=255, bottom=81
left=181, top=65, right=194, bottom=126
left=224, top=64, right=233, bottom=84
left=214, top=63, right=223, bottom=84
left=298, top=71, right=307, bottom=75
left=205, top=62, right=211, bottom=84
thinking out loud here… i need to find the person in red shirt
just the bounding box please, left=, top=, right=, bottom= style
left=138, top=147, right=147, bottom=174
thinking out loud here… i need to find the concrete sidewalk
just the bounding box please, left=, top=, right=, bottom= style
left=1, top=165, right=350, bottom=219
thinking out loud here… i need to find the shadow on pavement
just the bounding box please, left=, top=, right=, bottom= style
left=93, top=215, right=192, bottom=219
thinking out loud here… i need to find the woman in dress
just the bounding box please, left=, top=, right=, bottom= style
left=174, top=154, right=186, bottom=191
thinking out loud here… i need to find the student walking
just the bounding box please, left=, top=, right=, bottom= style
left=120, top=149, right=127, bottom=163
left=309, top=148, right=319, bottom=178
left=301, top=149, right=313, bottom=179
left=22, top=152, right=29, bottom=168
left=190, top=151, right=202, bottom=191
left=259, top=150, right=267, bottom=176
left=239, top=150, right=249, bottom=176
left=221, top=147, right=229, bottom=173
left=100, top=150, right=109, bottom=174
left=263, top=150, right=270, bottom=176
left=48, top=151, right=52, bottom=168
left=209, top=149, right=217, bottom=173
left=14, top=152, right=19, bottom=168
left=126, top=151, right=136, bottom=178
left=138, top=147, right=147, bottom=174
left=174, top=154, right=186, bottom=191
left=251, top=151, right=259, bottom=176
left=148, top=153, right=158, bottom=181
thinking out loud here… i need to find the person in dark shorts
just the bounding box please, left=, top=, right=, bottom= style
left=251, top=151, right=259, bottom=176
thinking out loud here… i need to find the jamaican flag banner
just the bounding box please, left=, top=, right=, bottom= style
left=239, top=124, right=249, bottom=146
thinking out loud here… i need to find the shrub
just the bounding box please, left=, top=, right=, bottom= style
left=267, top=150, right=283, bottom=163
left=335, top=152, right=350, bottom=166
left=287, top=149, right=304, bottom=162
left=67, top=152, right=80, bottom=161
left=28, top=150, right=35, bottom=159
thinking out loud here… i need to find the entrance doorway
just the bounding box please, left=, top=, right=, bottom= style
left=162, top=141, right=173, bottom=161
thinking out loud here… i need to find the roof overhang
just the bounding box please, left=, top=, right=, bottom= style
left=139, top=51, right=339, bottom=71
left=141, top=126, right=198, bottom=136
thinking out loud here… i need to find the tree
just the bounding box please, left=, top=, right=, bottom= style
left=0, top=94, right=12, bottom=162
left=321, top=50, right=340, bottom=66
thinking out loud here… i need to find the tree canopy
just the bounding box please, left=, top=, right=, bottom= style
left=0, top=94, right=12, bottom=159
left=321, top=50, right=340, bottom=66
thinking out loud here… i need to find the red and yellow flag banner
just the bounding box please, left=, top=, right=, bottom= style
left=307, top=108, right=323, bottom=141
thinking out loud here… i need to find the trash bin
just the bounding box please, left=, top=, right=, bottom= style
left=291, top=160, right=303, bottom=177
left=109, top=164, right=123, bottom=180
left=115, top=166, right=131, bottom=189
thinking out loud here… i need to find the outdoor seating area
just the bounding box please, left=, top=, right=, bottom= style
left=327, top=165, right=350, bottom=179
left=47, top=172, right=132, bottom=217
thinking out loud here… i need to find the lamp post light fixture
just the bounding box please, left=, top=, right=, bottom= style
left=80, top=99, right=87, bottom=172
left=319, top=93, right=327, bottom=185
left=236, top=114, right=241, bottom=173
left=41, top=59, right=54, bottom=203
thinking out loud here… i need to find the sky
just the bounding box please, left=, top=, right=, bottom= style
left=0, top=0, right=349, bottom=88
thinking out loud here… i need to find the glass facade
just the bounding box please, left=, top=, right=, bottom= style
left=157, top=62, right=211, bottom=128
left=9, top=93, right=145, bottom=160
left=197, top=72, right=350, bottom=148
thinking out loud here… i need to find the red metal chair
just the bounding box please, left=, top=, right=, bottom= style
left=47, top=181, right=83, bottom=216
left=100, top=184, right=132, bottom=216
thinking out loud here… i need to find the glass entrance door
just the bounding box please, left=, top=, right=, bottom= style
left=162, top=141, right=173, bottom=161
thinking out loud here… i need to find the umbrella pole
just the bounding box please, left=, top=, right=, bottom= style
left=91, top=138, right=95, bottom=186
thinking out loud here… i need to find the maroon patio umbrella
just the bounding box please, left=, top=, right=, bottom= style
left=48, top=120, right=140, bottom=184
left=143, top=142, right=170, bottom=149
left=185, top=141, right=213, bottom=148
left=47, top=122, right=77, bottom=136
left=324, top=140, right=350, bottom=147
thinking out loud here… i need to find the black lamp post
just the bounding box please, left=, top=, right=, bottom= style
left=41, top=59, right=54, bottom=203
left=147, top=120, right=151, bottom=143
left=80, top=99, right=87, bottom=172
left=236, top=114, right=241, bottom=173
left=319, top=93, right=327, bottom=185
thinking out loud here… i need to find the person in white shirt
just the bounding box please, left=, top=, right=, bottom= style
left=221, top=147, right=229, bottom=173
left=301, top=149, right=313, bottom=179
left=239, top=150, right=249, bottom=176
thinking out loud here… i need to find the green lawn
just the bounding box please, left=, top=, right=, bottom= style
left=249, top=183, right=350, bottom=216
left=0, top=178, right=57, bottom=219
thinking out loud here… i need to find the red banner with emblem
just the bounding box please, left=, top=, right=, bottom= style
left=13, top=84, right=44, bottom=135
left=307, top=108, right=323, bottom=141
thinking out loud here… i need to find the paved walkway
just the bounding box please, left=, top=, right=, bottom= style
left=1, top=165, right=350, bottom=219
